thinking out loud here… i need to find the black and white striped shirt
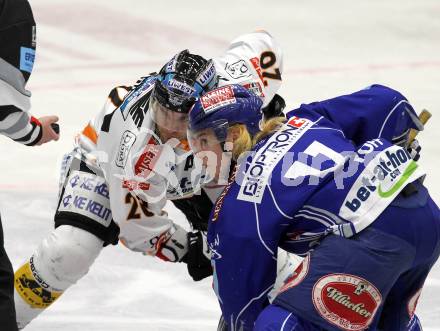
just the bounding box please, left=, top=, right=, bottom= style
left=0, top=58, right=41, bottom=146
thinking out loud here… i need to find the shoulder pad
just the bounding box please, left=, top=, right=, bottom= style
left=120, top=75, right=158, bottom=112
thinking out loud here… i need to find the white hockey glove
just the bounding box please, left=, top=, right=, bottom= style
left=152, top=224, right=189, bottom=262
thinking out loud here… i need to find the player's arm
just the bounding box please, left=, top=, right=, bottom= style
left=171, top=189, right=215, bottom=280
left=0, top=88, right=59, bottom=146
left=0, top=14, right=59, bottom=146
left=105, top=135, right=190, bottom=262
left=209, top=203, right=279, bottom=331
left=293, top=84, right=423, bottom=146
left=0, top=41, right=59, bottom=146
left=107, top=179, right=189, bottom=261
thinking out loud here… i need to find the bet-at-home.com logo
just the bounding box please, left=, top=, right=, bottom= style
left=344, top=141, right=418, bottom=213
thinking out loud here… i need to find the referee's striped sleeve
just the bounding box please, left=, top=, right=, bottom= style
left=0, top=105, right=42, bottom=145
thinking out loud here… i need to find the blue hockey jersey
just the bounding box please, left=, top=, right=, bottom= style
left=207, top=85, right=425, bottom=331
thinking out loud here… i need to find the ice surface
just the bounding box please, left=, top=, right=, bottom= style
left=1, top=0, right=439, bottom=329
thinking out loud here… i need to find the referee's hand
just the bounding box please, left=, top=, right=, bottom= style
left=36, top=115, right=60, bottom=145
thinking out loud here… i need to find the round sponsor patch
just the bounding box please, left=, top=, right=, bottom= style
left=407, top=288, right=423, bottom=319
left=280, top=254, right=310, bottom=292
left=312, top=273, right=382, bottom=330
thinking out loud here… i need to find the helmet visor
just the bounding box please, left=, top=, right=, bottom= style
left=188, top=123, right=233, bottom=184
left=150, top=96, right=189, bottom=139
left=187, top=119, right=229, bottom=154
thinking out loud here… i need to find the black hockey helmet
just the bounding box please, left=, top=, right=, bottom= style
left=0, top=0, right=36, bottom=84
left=152, top=50, right=218, bottom=113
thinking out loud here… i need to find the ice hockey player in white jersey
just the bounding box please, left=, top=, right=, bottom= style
left=13, top=30, right=284, bottom=328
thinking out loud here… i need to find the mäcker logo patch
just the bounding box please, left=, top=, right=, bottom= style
left=312, top=273, right=382, bottom=331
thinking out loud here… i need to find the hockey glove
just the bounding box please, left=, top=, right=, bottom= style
left=182, top=231, right=213, bottom=281
left=407, top=139, right=421, bottom=161
left=153, top=224, right=188, bottom=262
left=262, top=93, right=286, bottom=120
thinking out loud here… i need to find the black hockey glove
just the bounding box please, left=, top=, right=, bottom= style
left=407, top=139, right=421, bottom=161
left=182, top=231, right=213, bottom=281
left=261, top=93, right=286, bottom=120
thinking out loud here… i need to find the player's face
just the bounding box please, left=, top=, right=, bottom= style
left=150, top=98, right=188, bottom=141
left=188, top=128, right=233, bottom=183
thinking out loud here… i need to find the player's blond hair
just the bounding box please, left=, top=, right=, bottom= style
left=230, top=117, right=286, bottom=160
left=230, top=124, right=252, bottom=160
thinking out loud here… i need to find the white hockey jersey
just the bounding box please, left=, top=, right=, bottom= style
left=74, top=30, right=283, bottom=261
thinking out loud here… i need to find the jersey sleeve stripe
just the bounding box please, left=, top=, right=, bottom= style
left=0, top=110, right=29, bottom=134
left=0, top=105, right=41, bottom=145
left=15, top=118, right=42, bottom=145
left=0, top=105, right=21, bottom=121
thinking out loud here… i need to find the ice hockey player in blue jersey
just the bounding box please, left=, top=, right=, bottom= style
left=187, top=84, right=440, bottom=331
